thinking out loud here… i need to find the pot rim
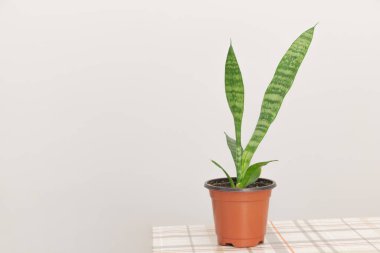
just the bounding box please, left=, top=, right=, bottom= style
left=204, top=177, right=276, bottom=192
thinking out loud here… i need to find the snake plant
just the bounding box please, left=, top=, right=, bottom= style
left=212, top=25, right=316, bottom=188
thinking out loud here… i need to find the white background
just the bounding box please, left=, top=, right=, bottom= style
left=1, top=0, right=380, bottom=252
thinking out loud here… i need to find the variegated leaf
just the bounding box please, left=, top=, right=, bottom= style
left=225, top=44, right=244, bottom=176
left=242, top=26, right=315, bottom=171
left=225, top=132, right=237, bottom=167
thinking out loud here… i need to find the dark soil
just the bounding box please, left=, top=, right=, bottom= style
left=209, top=178, right=273, bottom=189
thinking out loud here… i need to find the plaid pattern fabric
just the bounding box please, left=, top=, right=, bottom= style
left=152, top=217, right=380, bottom=253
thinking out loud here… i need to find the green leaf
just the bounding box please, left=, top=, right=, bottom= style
left=224, top=132, right=237, bottom=166
left=224, top=132, right=243, bottom=179
left=242, top=26, right=315, bottom=171
left=225, top=44, right=244, bottom=176
left=239, top=160, right=277, bottom=188
left=211, top=160, right=236, bottom=188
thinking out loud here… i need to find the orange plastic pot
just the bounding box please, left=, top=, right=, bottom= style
left=205, top=178, right=276, bottom=248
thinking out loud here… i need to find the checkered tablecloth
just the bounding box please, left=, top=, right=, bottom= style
left=153, top=217, right=380, bottom=253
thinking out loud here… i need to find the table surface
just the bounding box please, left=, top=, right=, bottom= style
left=153, top=217, right=380, bottom=253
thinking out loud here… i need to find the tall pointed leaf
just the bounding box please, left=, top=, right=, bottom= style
left=211, top=160, right=236, bottom=188
left=238, top=160, right=277, bottom=188
left=242, top=26, right=315, bottom=171
left=225, top=44, right=244, bottom=176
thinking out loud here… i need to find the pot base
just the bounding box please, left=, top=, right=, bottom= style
left=218, top=237, right=264, bottom=248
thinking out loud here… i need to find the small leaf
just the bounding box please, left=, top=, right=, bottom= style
left=239, top=160, right=277, bottom=188
left=211, top=160, right=236, bottom=188
left=225, top=132, right=237, bottom=166
left=224, top=132, right=243, bottom=179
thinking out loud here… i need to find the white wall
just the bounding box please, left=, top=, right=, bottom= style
left=1, top=0, right=380, bottom=252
